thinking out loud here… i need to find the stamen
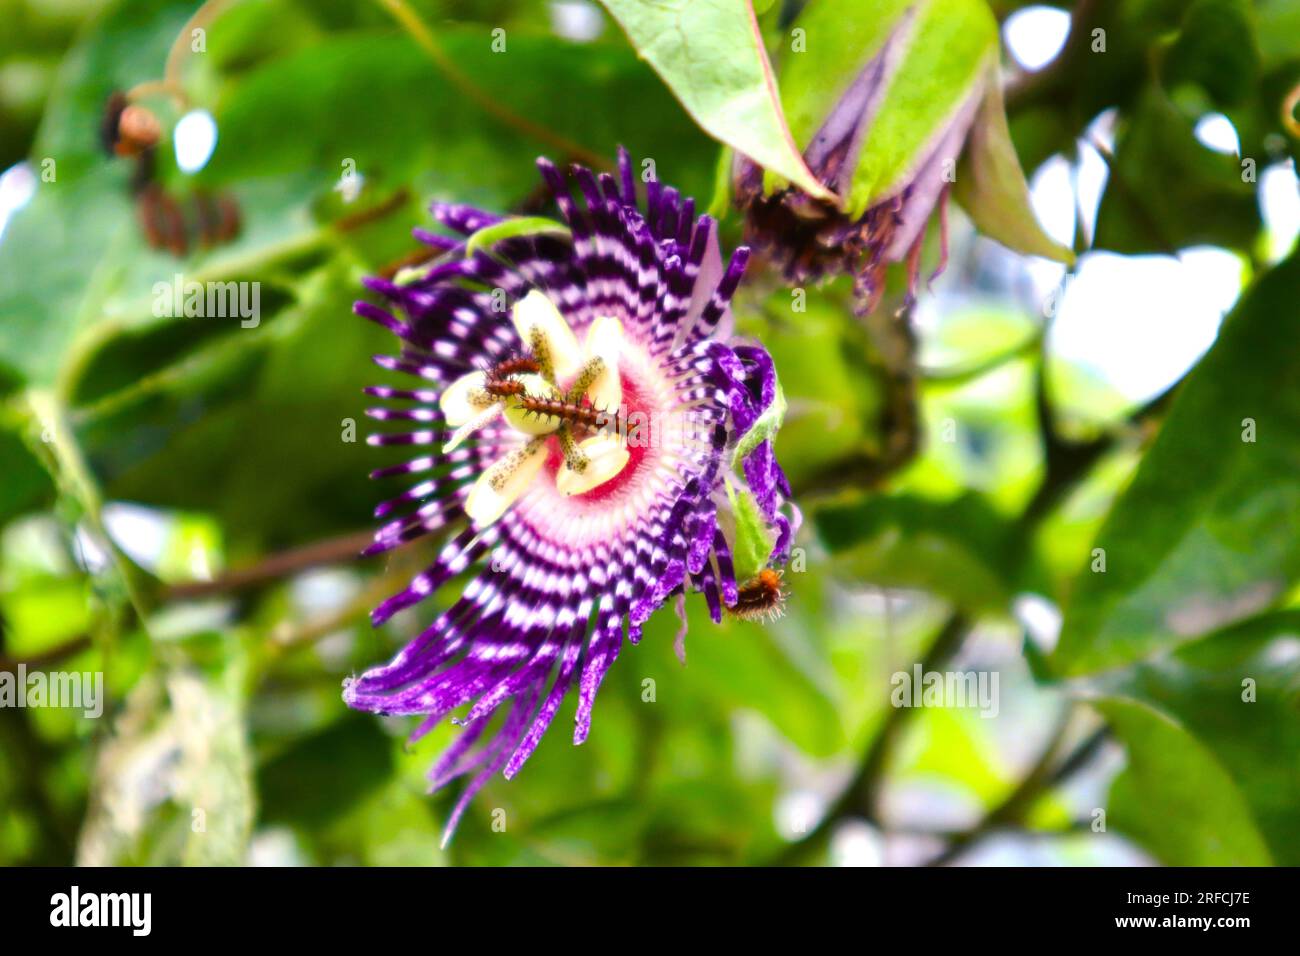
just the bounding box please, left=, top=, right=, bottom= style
left=488, top=439, right=544, bottom=491
left=464, top=436, right=548, bottom=529
left=440, top=370, right=497, bottom=426
left=556, top=427, right=590, bottom=473
left=443, top=401, right=504, bottom=453
left=529, top=324, right=555, bottom=384
left=566, top=355, right=606, bottom=402
left=555, top=433, right=631, bottom=497
left=511, top=290, right=582, bottom=382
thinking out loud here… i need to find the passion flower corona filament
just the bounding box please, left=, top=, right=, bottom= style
left=345, top=150, right=797, bottom=842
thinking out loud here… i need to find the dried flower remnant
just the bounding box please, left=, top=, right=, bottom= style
left=734, top=0, right=1071, bottom=313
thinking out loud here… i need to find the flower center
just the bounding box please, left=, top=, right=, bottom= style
left=439, top=291, right=636, bottom=529
left=542, top=370, right=650, bottom=503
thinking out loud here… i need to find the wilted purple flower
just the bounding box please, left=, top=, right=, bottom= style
left=732, top=2, right=1069, bottom=314
left=345, top=149, right=795, bottom=841
left=732, top=58, right=974, bottom=314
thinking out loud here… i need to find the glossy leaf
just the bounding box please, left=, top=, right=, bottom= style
left=599, top=0, right=832, bottom=201
left=1084, top=613, right=1300, bottom=865
left=1093, top=88, right=1260, bottom=254
left=1052, top=251, right=1300, bottom=676
left=814, top=492, right=1015, bottom=612
left=1097, top=697, right=1272, bottom=865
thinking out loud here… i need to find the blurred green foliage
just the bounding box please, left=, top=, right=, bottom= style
left=0, top=0, right=1298, bottom=867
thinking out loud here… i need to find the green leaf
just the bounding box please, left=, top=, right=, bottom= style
left=0, top=425, right=52, bottom=525
left=652, top=597, right=845, bottom=758
left=1051, top=251, right=1300, bottom=676
left=1097, top=697, right=1272, bottom=865
left=1093, top=87, right=1260, bottom=254
left=0, top=169, right=134, bottom=386
left=1163, top=0, right=1260, bottom=108
left=598, top=0, right=832, bottom=201
left=813, top=492, right=1015, bottom=612
left=1091, top=616, right=1300, bottom=864
left=954, top=78, right=1075, bottom=264
left=0, top=0, right=198, bottom=386
left=258, top=714, right=395, bottom=828
left=1256, top=0, right=1300, bottom=69
left=725, top=478, right=775, bottom=584
left=2, top=18, right=719, bottom=391
left=87, top=263, right=387, bottom=548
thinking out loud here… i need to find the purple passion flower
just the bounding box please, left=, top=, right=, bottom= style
left=345, top=150, right=796, bottom=841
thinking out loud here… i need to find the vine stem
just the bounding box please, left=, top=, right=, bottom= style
left=923, top=709, right=1073, bottom=866
left=922, top=721, right=1111, bottom=865
left=374, top=0, right=606, bottom=168
left=0, top=636, right=93, bottom=674
left=126, top=0, right=237, bottom=109
left=20, top=390, right=151, bottom=624
left=162, top=529, right=378, bottom=601
left=767, top=612, right=969, bottom=866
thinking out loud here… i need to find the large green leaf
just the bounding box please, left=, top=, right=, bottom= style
left=0, top=0, right=193, bottom=386
left=598, top=0, right=831, bottom=201
left=2, top=10, right=719, bottom=391
left=1098, top=697, right=1272, bottom=865
left=1097, top=616, right=1300, bottom=865
left=83, top=263, right=388, bottom=548
left=1052, top=251, right=1300, bottom=676
left=1093, top=88, right=1260, bottom=254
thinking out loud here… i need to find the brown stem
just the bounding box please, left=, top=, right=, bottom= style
left=767, top=612, right=969, bottom=865
left=161, top=528, right=377, bottom=601
left=796, top=303, right=921, bottom=497
left=924, top=720, right=1110, bottom=866
left=334, top=188, right=411, bottom=233
left=1015, top=364, right=1176, bottom=539
left=0, top=635, right=93, bottom=673
left=924, top=710, right=1072, bottom=866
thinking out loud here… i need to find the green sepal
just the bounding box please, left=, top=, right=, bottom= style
left=953, top=75, right=1075, bottom=265
left=725, top=478, right=776, bottom=585
left=464, top=216, right=572, bottom=259
left=731, top=376, right=786, bottom=472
